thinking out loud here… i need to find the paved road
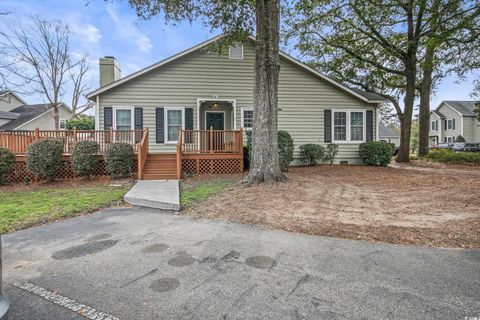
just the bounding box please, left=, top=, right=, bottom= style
left=3, top=207, right=480, bottom=320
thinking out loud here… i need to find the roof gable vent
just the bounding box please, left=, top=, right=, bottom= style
left=229, top=44, right=243, bottom=60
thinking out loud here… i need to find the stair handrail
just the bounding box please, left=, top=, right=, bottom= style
left=137, top=128, right=149, bottom=179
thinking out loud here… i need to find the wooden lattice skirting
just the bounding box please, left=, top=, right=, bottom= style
left=181, top=154, right=243, bottom=175
left=5, top=155, right=138, bottom=184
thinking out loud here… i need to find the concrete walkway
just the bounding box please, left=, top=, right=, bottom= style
left=124, top=180, right=180, bottom=211
left=3, top=207, right=479, bottom=320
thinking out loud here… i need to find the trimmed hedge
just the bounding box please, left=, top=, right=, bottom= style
left=455, top=135, right=466, bottom=142
left=0, top=148, right=15, bottom=184
left=359, top=141, right=393, bottom=166
left=425, top=149, right=480, bottom=163
left=71, top=140, right=100, bottom=177
left=278, top=130, right=294, bottom=172
left=324, top=143, right=339, bottom=164
left=299, top=144, right=324, bottom=166
left=105, top=143, right=134, bottom=177
left=26, top=139, right=64, bottom=181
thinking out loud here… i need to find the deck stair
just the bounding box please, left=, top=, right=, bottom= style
left=141, top=153, right=178, bottom=180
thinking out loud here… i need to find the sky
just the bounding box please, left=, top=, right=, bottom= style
left=1, top=0, right=478, bottom=113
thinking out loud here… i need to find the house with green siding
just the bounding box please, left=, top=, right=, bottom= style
left=87, top=35, right=386, bottom=179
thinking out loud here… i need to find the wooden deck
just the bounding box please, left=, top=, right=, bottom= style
left=0, top=128, right=244, bottom=180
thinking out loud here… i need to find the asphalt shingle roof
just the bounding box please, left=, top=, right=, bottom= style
left=0, top=104, right=53, bottom=130
left=379, top=124, right=400, bottom=138
left=443, top=101, right=476, bottom=116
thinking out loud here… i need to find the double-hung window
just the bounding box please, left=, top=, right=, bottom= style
left=332, top=109, right=366, bottom=143
left=165, top=107, right=184, bottom=143
left=241, top=107, right=253, bottom=129
left=113, top=107, right=134, bottom=131
left=59, top=118, right=66, bottom=130
left=431, top=120, right=438, bottom=131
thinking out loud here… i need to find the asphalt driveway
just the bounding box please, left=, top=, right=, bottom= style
left=3, top=207, right=480, bottom=320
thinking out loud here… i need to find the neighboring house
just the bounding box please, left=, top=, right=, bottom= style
left=0, top=90, right=27, bottom=113
left=0, top=91, right=72, bottom=131
left=429, top=101, right=479, bottom=145
left=378, top=124, right=400, bottom=146
left=87, top=35, right=387, bottom=165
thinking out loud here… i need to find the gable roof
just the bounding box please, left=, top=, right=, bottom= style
left=0, top=89, right=28, bottom=105
left=0, top=103, right=70, bottom=130
left=87, top=35, right=388, bottom=104
left=442, top=101, right=476, bottom=116
left=431, top=109, right=445, bottom=118
left=378, top=124, right=400, bottom=138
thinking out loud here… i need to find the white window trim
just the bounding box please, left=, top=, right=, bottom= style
left=164, top=107, right=185, bottom=144
left=112, top=106, right=134, bottom=131
left=241, top=107, right=253, bottom=129
left=332, top=109, right=367, bottom=144
left=205, top=111, right=226, bottom=130
left=59, top=118, right=67, bottom=130
left=447, top=119, right=453, bottom=130
left=229, top=44, right=244, bottom=59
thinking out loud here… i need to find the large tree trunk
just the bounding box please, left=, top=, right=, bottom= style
left=245, top=0, right=286, bottom=184
left=418, top=49, right=433, bottom=157
left=397, top=62, right=416, bottom=162
left=53, top=104, right=60, bottom=130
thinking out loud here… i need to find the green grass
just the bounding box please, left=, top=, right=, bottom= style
left=181, top=180, right=232, bottom=207
left=0, top=185, right=129, bottom=233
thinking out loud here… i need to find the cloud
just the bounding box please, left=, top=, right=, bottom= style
left=106, top=5, right=153, bottom=53
left=70, top=23, right=102, bottom=44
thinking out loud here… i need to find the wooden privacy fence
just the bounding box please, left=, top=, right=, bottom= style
left=0, top=128, right=145, bottom=154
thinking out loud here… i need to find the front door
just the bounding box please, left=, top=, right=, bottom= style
left=206, top=112, right=225, bottom=151
left=206, top=112, right=225, bottom=130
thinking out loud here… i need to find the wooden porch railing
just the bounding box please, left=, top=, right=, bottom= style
left=0, top=128, right=145, bottom=154
left=178, top=128, right=243, bottom=154
left=136, top=128, right=149, bottom=179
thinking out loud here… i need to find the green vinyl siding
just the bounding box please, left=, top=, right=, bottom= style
left=98, top=42, right=378, bottom=162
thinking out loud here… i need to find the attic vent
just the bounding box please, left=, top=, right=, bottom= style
left=229, top=44, right=243, bottom=59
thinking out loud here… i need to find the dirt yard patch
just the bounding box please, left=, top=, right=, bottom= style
left=183, top=166, right=480, bottom=248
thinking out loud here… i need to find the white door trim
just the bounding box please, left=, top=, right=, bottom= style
left=197, top=98, right=237, bottom=130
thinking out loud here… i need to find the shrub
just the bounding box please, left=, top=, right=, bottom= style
left=66, top=116, right=95, bottom=130
left=299, top=144, right=324, bottom=166
left=278, top=130, right=294, bottom=171
left=71, top=140, right=100, bottom=178
left=359, top=141, right=393, bottom=166
left=245, top=129, right=294, bottom=171
left=105, top=143, right=134, bottom=177
left=425, top=149, right=480, bottom=163
left=324, top=143, right=339, bottom=164
left=455, top=135, right=466, bottom=142
left=26, top=139, right=64, bottom=181
left=0, top=148, right=15, bottom=184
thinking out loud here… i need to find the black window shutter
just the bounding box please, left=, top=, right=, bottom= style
left=134, top=107, right=143, bottom=142
left=184, top=107, right=194, bottom=143
left=134, top=108, right=143, bottom=130
left=366, top=110, right=374, bottom=141
left=104, top=107, right=113, bottom=130
left=324, top=109, right=332, bottom=143
left=156, top=107, right=164, bottom=143
left=452, top=118, right=455, bottom=130
left=185, top=108, right=194, bottom=130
